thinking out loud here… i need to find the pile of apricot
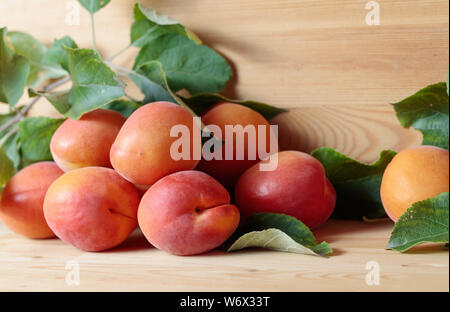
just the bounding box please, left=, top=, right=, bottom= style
left=0, top=101, right=337, bottom=255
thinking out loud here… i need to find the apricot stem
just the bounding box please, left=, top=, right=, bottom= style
left=44, top=76, right=71, bottom=91
left=90, top=13, right=97, bottom=52
left=107, top=44, right=131, bottom=62
left=105, top=61, right=133, bottom=75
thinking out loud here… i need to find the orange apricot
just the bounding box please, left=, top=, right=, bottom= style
left=380, top=145, right=449, bottom=222
left=0, top=162, right=64, bottom=239
left=50, top=109, right=126, bottom=172
left=198, top=102, right=278, bottom=190
left=43, top=167, right=140, bottom=251
left=138, top=170, right=240, bottom=256
left=110, top=102, right=201, bottom=189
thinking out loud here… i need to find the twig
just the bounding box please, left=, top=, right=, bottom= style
left=44, top=76, right=71, bottom=91
left=0, top=76, right=71, bottom=134
left=90, top=13, right=97, bottom=52
left=107, top=44, right=132, bottom=62
left=105, top=62, right=134, bottom=75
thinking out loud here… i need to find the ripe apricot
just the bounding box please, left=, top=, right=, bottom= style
left=110, top=102, right=201, bottom=189
left=0, top=162, right=64, bottom=239
left=50, top=109, right=126, bottom=172
left=138, top=170, right=240, bottom=256
left=198, top=102, right=278, bottom=190
left=234, top=151, right=336, bottom=230
left=43, top=167, right=140, bottom=252
left=380, top=145, right=449, bottom=222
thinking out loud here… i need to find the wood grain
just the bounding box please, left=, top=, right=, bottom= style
left=1, top=0, right=448, bottom=161
left=0, top=220, right=448, bottom=292
left=272, top=104, right=422, bottom=162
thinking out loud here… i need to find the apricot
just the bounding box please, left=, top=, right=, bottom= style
left=43, top=167, right=140, bottom=252
left=234, top=151, right=336, bottom=230
left=110, top=102, right=201, bottom=189
left=138, top=170, right=240, bottom=256
left=0, top=162, right=64, bottom=239
left=197, top=102, right=278, bottom=190
left=50, top=109, right=126, bottom=172
left=380, top=145, right=449, bottom=222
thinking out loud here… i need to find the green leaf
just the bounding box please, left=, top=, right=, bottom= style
left=131, top=3, right=201, bottom=48
left=6, top=32, right=46, bottom=63
left=6, top=32, right=67, bottom=88
left=42, top=36, right=78, bottom=71
left=223, top=213, right=332, bottom=256
left=6, top=31, right=46, bottom=85
left=3, top=131, right=21, bottom=171
left=181, top=93, right=287, bottom=120
left=132, top=61, right=200, bottom=119
left=18, top=117, right=64, bottom=163
left=78, top=0, right=110, bottom=14
left=33, top=47, right=126, bottom=119
left=0, top=112, right=21, bottom=170
left=388, top=192, right=449, bottom=252
left=0, top=112, right=16, bottom=137
left=64, top=47, right=125, bottom=119
left=104, top=99, right=142, bottom=118
left=0, top=147, right=14, bottom=187
left=134, top=33, right=232, bottom=94
left=131, top=61, right=177, bottom=103
left=312, top=147, right=397, bottom=220
left=393, top=82, right=449, bottom=150
left=0, top=28, right=30, bottom=107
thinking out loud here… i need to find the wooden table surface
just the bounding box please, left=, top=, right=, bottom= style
left=1, top=0, right=449, bottom=292
left=0, top=220, right=448, bottom=292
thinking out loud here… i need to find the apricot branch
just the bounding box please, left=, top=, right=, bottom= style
left=0, top=76, right=71, bottom=134
left=106, top=44, right=132, bottom=62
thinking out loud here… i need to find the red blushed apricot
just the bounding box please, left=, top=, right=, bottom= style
left=110, top=102, right=201, bottom=189
left=197, top=102, right=278, bottom=191
left=138, top=170, right=240, bottom=256
left=234, top=151, right=336, bottom=230
left=50, top=109, right=126, bottom=172
left=43, top=167, right=140, bottom=252
left=381, top=145, right=449, bottom=222
left=0, top=162, right=64, bottom=239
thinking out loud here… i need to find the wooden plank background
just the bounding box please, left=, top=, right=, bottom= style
left=1, top=0, right=448, bottom=162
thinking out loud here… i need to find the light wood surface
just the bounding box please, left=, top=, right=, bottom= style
left=0, top=0, right=448, bottom=292
left=1, top=0, right=448, bottom=161
left=0, top=220, right=448, bottom=292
